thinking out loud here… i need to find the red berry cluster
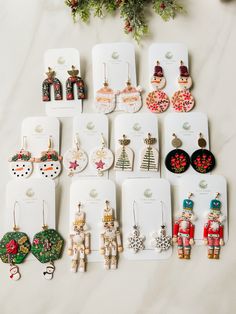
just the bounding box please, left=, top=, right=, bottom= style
left=124, top=20, right=133, bottom=33
left=193, top=154, right=212, bottom=173
left=171, top=152, right=187, bottom=172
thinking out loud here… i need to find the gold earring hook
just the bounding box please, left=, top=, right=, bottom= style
left=103, top=63, right=108, bottom=85
left=215, top=192, right=220, bottom=199
left=188, top=192, right=193, bottom=199
left=78, top=202, right=81, bottom=213
left=42, top=200, right=48, bottom=230
left=13, top=201, right=19, bottom=231
left=100, top=133, right=105, bottom=148
left=21, top=136, right=27, bottom=151
left=74, top=133, right=80, bottom=150
left=48, top=136, right=53, bottom=151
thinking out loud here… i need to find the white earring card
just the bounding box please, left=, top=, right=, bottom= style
left=122, top=178, right=172, bottom=260
left=70, top=179, right=116, bottom=262
left=178, top=175, right=228, bottom=245
left=44, top=48, right=83, bottom=117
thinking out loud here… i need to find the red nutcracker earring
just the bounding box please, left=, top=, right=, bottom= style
left=66, top=65, right=86, bottom=100
left=146, top=61, right=170, bottom=113
left=42, top=67, right=63, bottom=101
left=114, top=134, right=134, bottom=171
left=171, top=61, right=195, bottom=112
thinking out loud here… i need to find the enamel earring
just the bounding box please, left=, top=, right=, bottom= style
left=66, top=65, right=86, bottom=100
left=90, top=133, right=114, bottom=176
left=171, top=61, right=195, bottom=112
left=127, top=201, right=145, bottom=253
left=0, top=201, right=31, bottom=280
left=31, top=201, right=64, bottom=280
left=9, top=136, right=34, bottom=178
left=140, top=133, right=159, bottom=172
left=35, top=136, right=62, bottom=179
left=165, top=133, right=190, bottom=174
left=146, top=61, right=170, bottom=113
left=94, top=63, right=116, bottom=114
left=190, top=133, right=216, bottom=173
left=114, top=134, right=134, bottom=171
left=63, top=133, right=88, bottom=176
left=42, top=67, right=63, bottom=101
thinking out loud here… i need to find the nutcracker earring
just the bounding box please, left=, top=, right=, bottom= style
left=165, top=133, right=190, bottom=173
left=90, top=133, right=114, bottom=176
left=140, top=133, right=159, bottom=172
left=42, top=67, right=63, bottom=101
left=9, top=136, right=34, bottom=178
left=63, top=133, right=88, bottom=176
left=127, top=201, right=145, bottom=253
left=190, top=133, right=216, bottom=173
left=68, top=203, right=90, bottom=273
left=114, top=134, right=134, bottom=171
left=0, top=201, right=31, bottom=281
left=151, top=201, right=172, bottom=252
left=171, top=61, right=195, bottom=112
left=31, top=200, right=64, bottom=280
left=66, top=65, right=86, bottom=100
left=146, top=61, right=170, bottom=113
left=94, top=62, right=116, bottom=114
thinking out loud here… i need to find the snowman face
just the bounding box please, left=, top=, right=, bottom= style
left=38, top=161, right=61, bottom=179
left=11, top=267, right=18, bottom=275
left=63, top=148, right=88, bottom=176
left=151, top=76, right=166, bottom=90
left=178, top=76, right=192, bottom=89
left=10, top=161, right=33, bottom=178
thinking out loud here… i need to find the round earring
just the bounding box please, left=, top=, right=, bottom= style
left=190, top=133, right=216, bottom=173
left=42, top=67, right=63, bottom=102
left=66, top=65, right=86, bottom=100
left=165, top=133, right=190, bottom=173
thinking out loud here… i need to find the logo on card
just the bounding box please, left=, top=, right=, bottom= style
left=165, top=51, right=173, bottom=60
left=26, top=188, right=35, bottom=198
left=183, top=122, right=191, bottom=130
left=57, top=56, right=65, bottom=64
left=35, top=125, right=43, bottom=133
left=89, top=189, right=98, bottom=199
left=199, top=180, right=208, bottom=189
left=86, top=122, right=95, bottom=130
left=144, top=189, right=152, bottom=198
left=112, top=51, right=119, bottom=60
left=133, top=123, right=141, bottom=132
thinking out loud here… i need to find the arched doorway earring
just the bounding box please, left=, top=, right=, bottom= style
left=140, top=133, right=159, bottom=172
left=146, top=61, right=170, bottom=113
left=0, top=201, right=31, bottom=281
left=90, top=133, right=114, bottom=176
left=171, top=61, right=195, bottom=112
left=94, top=63, right=116, bottom=114
left=190, top=133, right=216, bottom=173
left=31, top=200, right=64, bottom=280
left=9, top=136, right=34, bottom=178
left=114, top=134, right=134, bottom=171
left=66, top=65, right=86, bottom=100
left=165, top=133, right=190, bottom=173
left=42, top=67, right=63, bottom=101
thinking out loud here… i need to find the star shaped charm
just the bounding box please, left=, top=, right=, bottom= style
left=127, top=226, right=145, bottom=253
left=95, top=159, right=105, bottom=170
left=69, top=160, right=79, bottom=170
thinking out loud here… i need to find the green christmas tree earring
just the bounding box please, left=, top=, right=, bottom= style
left=31, top=201, right=64, bottom=280
left=140, top=133, right=159, bottom=172
left=114, top=134, right=134, bottom=171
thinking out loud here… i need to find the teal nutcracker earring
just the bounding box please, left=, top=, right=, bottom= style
left=31, top=201, right=64, bottom=280
left=0, top=201, right=31, bottom=281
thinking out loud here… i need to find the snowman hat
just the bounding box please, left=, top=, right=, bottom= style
left=179, top=61, right=190, bottom=77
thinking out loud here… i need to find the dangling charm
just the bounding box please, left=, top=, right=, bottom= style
left=146, top=61, right=169, bottom=113
left=42, top=67, right=63, bottom=101
left=90, top=133, right=114, bottom=176
left=66, top=65, right=86, bottom=100
left=171, top=61, right=194, bottom=112
left=9, top=136, right=34, bottom=178
left=190, top=133, right=216, bottom=173
left=165, top=133, right=190, bottom=174
left=63, top=134, right=88, bottom=176
left=140, top=133, right=159, bottom=172
left=115, top=134, right=134, bottom=171
left=94, top=63, right=116, bottom=114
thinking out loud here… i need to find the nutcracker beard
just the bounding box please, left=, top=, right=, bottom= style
left=177, top=236, right=191, bottom=259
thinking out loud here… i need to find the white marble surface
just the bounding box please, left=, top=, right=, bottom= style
left=0, top=0, right=236, bottom=313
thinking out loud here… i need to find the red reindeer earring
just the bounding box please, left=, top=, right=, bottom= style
left=66, top=65, right=86, bottom=101
left=42, top=67, right=63, bottom=102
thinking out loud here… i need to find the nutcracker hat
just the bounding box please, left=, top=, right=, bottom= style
left=179, top=63, right=189, bottom=77
left=102, top=202, right=114, bottom=223
left=74, top=211, right=85, bottom=226
left=154, top=65, right=164, bottom=77
left=210, top=199, right=221, bottom=212
left=183, top=198, right=194, bottom=212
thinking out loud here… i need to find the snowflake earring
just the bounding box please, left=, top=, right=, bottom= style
left=151, top=201, right=172, bottom=252
left=0, top=201, right=31, bottom=281
left=31, top=200, right=64, bottom=280
left=146, top=61, right=170, bottom=113
left=114, top=134, right=134, bottom=171
left=42, top=67, right=63, bottom=101
left=66, top=65, right=86, bottom=100
left=9, top=136, right=34, bottom=179
left=63, top=133, right=88, bottom=176
left=90, top=133, right=114, bottom=176
left=190, top=133, right=216, bottom=173
left=171, top=61, right=195, bottom=112
left=165, top=133, right=190, bottom=174
left=94, top=63, right=116, bottom=114
left=127, top=201, right=145, bottom=253
left=140, top=133, right=159, bottom=172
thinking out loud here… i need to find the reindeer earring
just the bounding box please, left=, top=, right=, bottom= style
left=31, top=200, right=64, bottom=280
left=115, top=134, right=134, bottom=171
left=42, top=67, right=63, bottom=102
left=140, top=133, right=159, bottom=172
left=146, top=61, right=170, bottom=113
left=0, top=201, right=31, bottom=281
left=66, top=65, right=86, bottom=100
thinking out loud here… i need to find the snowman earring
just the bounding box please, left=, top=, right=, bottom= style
left=31, top=200, right=64, bottom=280
left=171, top=61, right=195, bottom=112
left=9, top=136, right=34, bottom=178
left=42, top=67, right=63, bottom=102
left=114, top=134, right=134, bottom=171
left=90, top=133, right=114, bottom=176
left=66, top=65, right=86, bottom=100
left=146, top=61, right=170, bottom=113
left=140, top=133, right=159, bottom=172
left=0, top=201, right=31, bottom=281
left=35, top=136, right=62, bottom=179
left=63, top=133, right=88, bottom=176
left=94, top=63, right=116, bottom=114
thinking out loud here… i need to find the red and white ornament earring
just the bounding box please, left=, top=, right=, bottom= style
left=146, top=61, right=170, bottom=113
left=171, top=61, right=195, bottom=112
